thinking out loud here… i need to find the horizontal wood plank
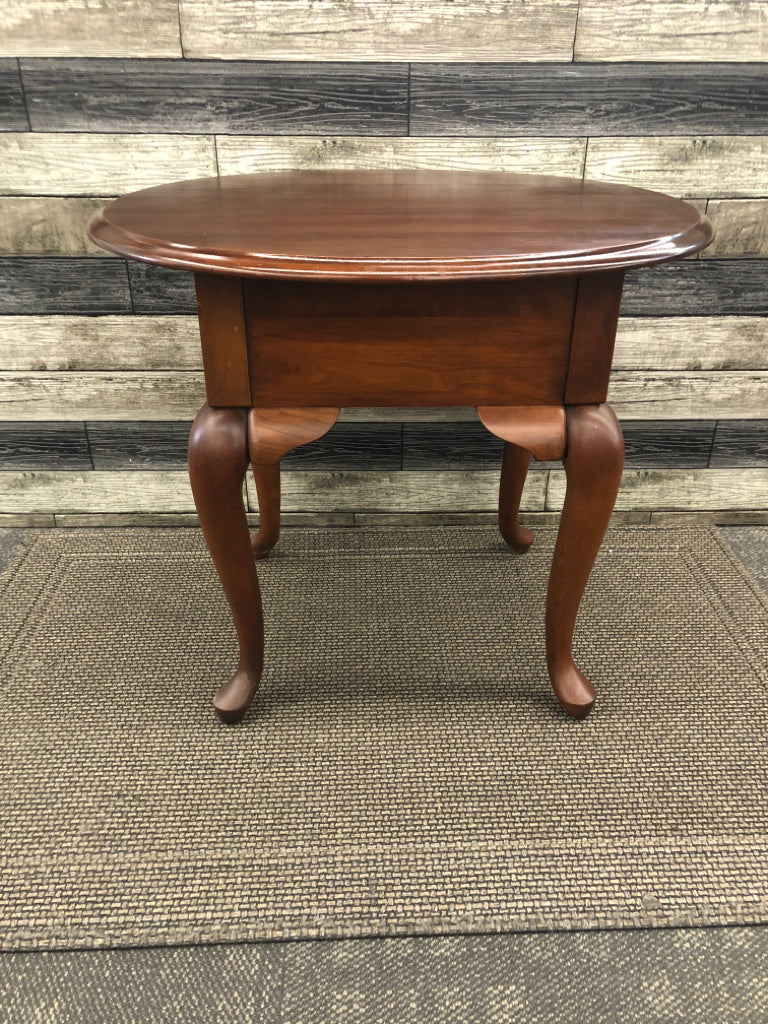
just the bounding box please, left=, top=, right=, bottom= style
left=179, top=0, right=579, bottom=62
left=585, top=137, right=768, bottom=198
left=0, top=59, right=28, bottom=131
left=614, top=317, right=768, bottom=372
left=0, top=197, right=110, bottom=256
left=0, top=0, right=182, bottom=58
left=0, top=316, right=201, bottom=371
left=246, top=470, right=548, bottom=513
left=0, top=422, right=90, bottom=470
left=704, top=200, right=768, bottom=258
left=4, top=315, right=764, bottom=374
left=608, top=372, right=768, bottom=420
left=0, top=133, right=216, bottom=195
left=0, top=372, right=206, bottom=420
left=0, top=471, right=197, bottom=513
left=0, top=258, right=131, bottom=315
left=711, top=421, right=768, bottom=468
left=1, top=371, right=765, bottom=422
left=215, top=136, right=587, bottom=176
left=621, top=261, right=768, bottom=317
left=575, top=1, right=768, bottom=62
left=127, top=263, right=197, bottom=315
left=5, top=256, right=764, bottom=318
left=549, top=468, right=768, bottom=512
left=410, top=64, right=768, bottom=137
left=22, top=59, right=408, bottom=136
left=2, top=466, right=765, bottom=514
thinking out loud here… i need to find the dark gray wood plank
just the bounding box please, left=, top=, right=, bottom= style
left=0, top=59, right=29, bottom=131
left=0, top=258, right=131, bottom=314
left=7, top=257, right=763, bottom=318
left=404, top=420, right=717, bottom=470
left=0, top=421, right=90, bottom=469
left=87, top=421, right=191, bottom=469
left=88, top=421, right=401, bottom=470
left=21, top=59, right=408, bottom=135
left=621, top=421, right=714, bottom=468
left=127, top=263, right=196, bottom=314
left=282, top=422, right=401, bottom=471
left=410, top=64, right=768, bottom=137
left=622, top=261, right=768, bottom=317
left=710, top=420, right=768, bottom=468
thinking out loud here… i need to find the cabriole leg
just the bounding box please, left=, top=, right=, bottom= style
left=499, top=442, right=535, bottom=553
left=545, top=403, right=624, bottom=719
left=188, top=404, right=264, bottom=724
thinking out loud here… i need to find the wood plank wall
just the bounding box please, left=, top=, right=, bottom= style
left=1, top=0, right=767, bottom=522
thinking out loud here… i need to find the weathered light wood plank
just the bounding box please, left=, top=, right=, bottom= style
left=247, top=470, right=547, bottom=513
left=0, top=133, right=216, bottom=195
left=22, top=59, right=408, bottom=136
left=608, top=372, right=768, bottom=420
left=179, top=0, right=579, bottom=62
left=0, top=1, right=182, bottom=58
left=0, top=198, right=110, bottom=256
left=575, top=1, right=768, bottom=62
left=614, top=317, right=768, bottom=371
left=0, top=372, right=206, bottom=420
left=1, top=370, right=765, bottom=422
left=0, top=316, right=202, bottom=371
left=3, top=466, right=765, bottom=515
left=549, top=469, right=768, bottom=512
left=0, top=471, right=197, bottom=513
left=410, top=63, right=768, bottom=137
left=585, top=137, right=768, bottom=197
left=704, top=200, right=768, bottom=258
left=215, top=136, right=587, bottom=176
left=4, top=315, right=764, bottom=375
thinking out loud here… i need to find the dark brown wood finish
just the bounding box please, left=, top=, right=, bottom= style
left=89, top=170, right=711, bottom=280
left=88, top=170, right=712, bottom=722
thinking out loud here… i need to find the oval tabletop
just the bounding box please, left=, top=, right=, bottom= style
left=89, top=170, right=712, bottom=281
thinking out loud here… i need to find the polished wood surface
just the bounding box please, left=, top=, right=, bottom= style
left=89, top=169, right=712, bottom=280
left=88, top=170, right=712, bottom=723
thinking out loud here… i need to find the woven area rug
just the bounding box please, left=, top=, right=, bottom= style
left=1, top=526, right=767, bottom=951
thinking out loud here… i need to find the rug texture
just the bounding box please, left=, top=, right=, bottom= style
left=1, top=526, right=767, bottom=951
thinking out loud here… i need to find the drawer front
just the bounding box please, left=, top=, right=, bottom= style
left=244, top=278, right=577, bottom=408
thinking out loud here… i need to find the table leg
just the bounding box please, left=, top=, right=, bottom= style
left=499, top=442, right=535, bottom=553
left=248, top=407, right=340, bottom=559
left=545, top=403, right=624, bottom=718
left=188, top=404, right=264, bottom=724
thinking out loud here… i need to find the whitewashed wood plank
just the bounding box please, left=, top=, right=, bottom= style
left=216, top=136, right=587, bottom=176
left=0, top=134, right=216, bottom=196
left=0, top=197, right=113, bottom=256
left=0, top=471, right=196, bottom=513
left=575, top=1, right=768, bottom=62
left=180, top=0, right=579, bottom=62
left=248, top=470, right=547, bottom=513
left=0, top=317, right=202, bottom=371
left=548, top=469, right=768, bottom=512
left=585, top=137, right=768, bottom=198
left=1, top=369, right=765, bottom=421
left=704, top=200, right=768, bottom=258
left=608, top=372, right=768, bottom=419
left=0, top=1, right=181, bottom=57
left=0, top=372, right=205, bottom=420
left=4, top=315, right=764, bottom=377
left=614, top=317, right=768, bottom=372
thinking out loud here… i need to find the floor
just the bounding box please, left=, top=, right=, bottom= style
left=1, top=525, right=767, bottom=1024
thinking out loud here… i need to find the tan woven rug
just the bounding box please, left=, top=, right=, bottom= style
left=1, top=526, right=767, bottom=951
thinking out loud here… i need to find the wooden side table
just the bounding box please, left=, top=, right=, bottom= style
left=89, top=170, right=712, bottom=723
